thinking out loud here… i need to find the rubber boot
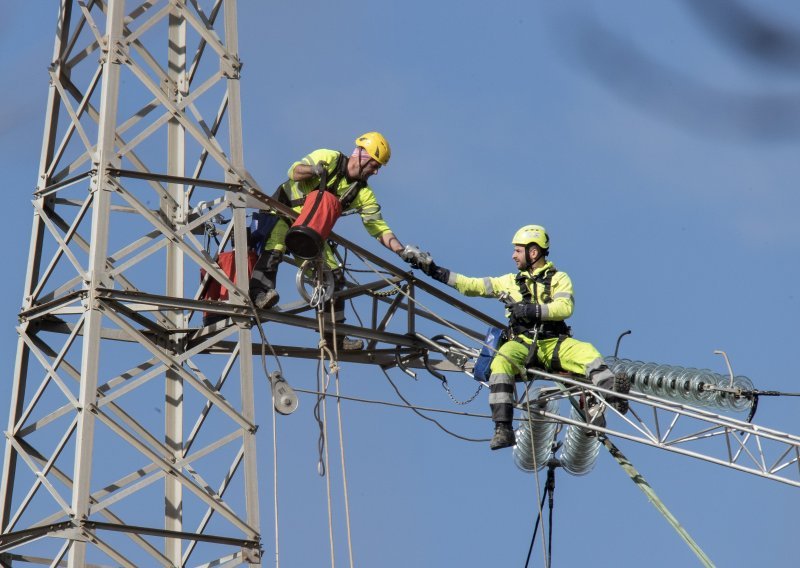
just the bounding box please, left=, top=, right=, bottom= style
left=250, top=249, right=283, bottom=309
left=489, top=421, right=516, bottom=450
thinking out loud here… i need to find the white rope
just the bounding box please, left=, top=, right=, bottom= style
left=355, top=254, right=554, bottom=563
left=523, top=387, right=549, bottom=567
left=315, top=308, right=336, bottom=567
left=272, top=396, right=281, bottom=568
left=329, top=302, right=355, bottom=568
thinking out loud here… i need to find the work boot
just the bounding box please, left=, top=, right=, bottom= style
left=489, top=422, right=516, bottom=451
left=340, top=337, right=364, bottom=351
left=323, top=334, right=364, bottom=351
left=252, top=288, right=280, bottom=310
left=250, top=250, right=283, bottom=309
left=607, top=372, right=631, bottom=415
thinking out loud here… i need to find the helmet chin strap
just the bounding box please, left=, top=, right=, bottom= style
left=353, top=147, right=377, bottom=181
left=524, top=244, right=537, bottom=271
left=355, top=148, right=366, bottom=180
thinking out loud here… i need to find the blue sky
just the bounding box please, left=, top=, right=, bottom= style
left=2, top=1, right=800, bottom=566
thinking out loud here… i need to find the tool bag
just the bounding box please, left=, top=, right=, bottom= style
left=285, top=188, right=342, bottom=259
left=473, top=326, right=508, bottom=382
left=284, top=153, right=363, bottom=260
left=248, top=209, right=281, bottom=255
left=200, top=249, right=257, bottom=325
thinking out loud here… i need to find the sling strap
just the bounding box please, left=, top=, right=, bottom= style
left=513, top=268, right=571, bottom=339
left=280, top=151, right=364, bottom=209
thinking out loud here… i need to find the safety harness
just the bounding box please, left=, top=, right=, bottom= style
left=278, top=152, right=364, bottom=210
left=513, top=267, right=572, bottom=373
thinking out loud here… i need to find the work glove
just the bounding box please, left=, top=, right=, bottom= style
left=399, top=244, right=433, bottom=272
left=424, top=261, right=451, bottom=284
left=310, top=162, right=327, bottom=178
left=508, top=301, right=541, bottom=327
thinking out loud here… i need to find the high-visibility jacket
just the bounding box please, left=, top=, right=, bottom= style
left=283, top=148, right=392, bottom=239
left=447, top=260, right=574, bottom=323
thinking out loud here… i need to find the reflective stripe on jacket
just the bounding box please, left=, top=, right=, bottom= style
left=449, top=260, right=574, bottom=322
left=286, top=148, right=391, bottom=238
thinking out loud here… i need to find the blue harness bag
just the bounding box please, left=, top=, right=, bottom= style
left=473, top=326, right=507, bottom=382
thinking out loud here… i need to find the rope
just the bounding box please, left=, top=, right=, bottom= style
left=522, top=385, right=549, bottom=567
left=524, top=465, right=557, bottom=568
left=600, top=436, right=715, bottom=568
left=313, top=309, right=333, bottom=476
left=271, top=395, right=280, bottom=568
left=314, top=321, right=336, bottom=566
left=328, top=301, right=355, bottom=568
left=321, top=377, right=335, bottom=568
left=524, top=483, right=549, bottom=568
left=547, top=379, right=716, bottom=568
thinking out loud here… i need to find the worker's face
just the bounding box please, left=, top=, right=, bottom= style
left=360, top=158, right=382, bottom=179
left=512, top=245, right=528, bottom=269
left=349, top=153, right=382, bottom=181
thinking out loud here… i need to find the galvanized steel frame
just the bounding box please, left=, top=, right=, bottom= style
left=0, top=1, right=265, bottom=565
left=0, top=2, right=501, bottom=565
left=522, top=370, right=800, bottom=488
left=5, top=2, right=799, bottom=567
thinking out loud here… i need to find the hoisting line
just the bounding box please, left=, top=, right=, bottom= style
left=521, top=376, right=550, bottom=567
left=524, top=463, right=557, bottom=568
left=548, top=380, right=715, bottom=568
left=271, top=391, right=280, bottom=568
left=314, top=308, right=336, bottom=567
left=309, top=282, right=357, bottom=568
left=327, top=302, right=356, bottom=568
left=599, top=436, right=715, bottom=567
left=342, top=251, right=714, bottom=565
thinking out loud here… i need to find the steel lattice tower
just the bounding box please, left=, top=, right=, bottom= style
left=1, top=1, right=263, bottom=565
left=6, top=2, right=800, bottom=567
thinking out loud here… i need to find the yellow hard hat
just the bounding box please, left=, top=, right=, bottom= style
left=355, top=132, right=391, bottom=165
left=512, top=225, right=549, bottom=250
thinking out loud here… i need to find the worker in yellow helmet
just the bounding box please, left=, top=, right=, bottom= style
left=417, top=225, right=627, bottom=450
left=249, top=132, right=421, bottom=350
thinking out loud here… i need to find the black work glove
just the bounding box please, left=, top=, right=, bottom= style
left=508, top=301, right=541, bottom=327
left=424, top=261, right=450, bottom=284
left=310, top=162, right=327, bottom=178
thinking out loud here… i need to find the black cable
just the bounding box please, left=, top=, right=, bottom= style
left=525, top=465, right=557, bottom=568
left=525, top=480, right=549, bottom=568
left=546, top=466, right=555, bottom=568
left=381, top=368, right=490, bottom=443
left=613, top=329, right=631, bottom=358
left=741, top=389, right=800, bottom=423
left=313, top=357, right=327, bottom=477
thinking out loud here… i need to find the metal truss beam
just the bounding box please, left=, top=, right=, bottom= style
left=521, top=369, right=800, bottom=488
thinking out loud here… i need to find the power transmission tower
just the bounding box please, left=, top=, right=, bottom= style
left=0, top=1, right=262, bottom=565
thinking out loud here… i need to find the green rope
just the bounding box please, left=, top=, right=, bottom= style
left=545, top=379, right=715, bottom=567
left=599, top=435, right=715, bottom=568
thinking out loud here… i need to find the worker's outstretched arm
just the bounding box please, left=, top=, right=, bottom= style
left=379, top=231, right=404, bottom=254
left=418, top=257, right=518, bottom=301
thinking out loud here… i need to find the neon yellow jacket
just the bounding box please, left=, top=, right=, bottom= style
left=447, top=260, right=574, bottom=322
left=285, top=148, right=391, bottom=238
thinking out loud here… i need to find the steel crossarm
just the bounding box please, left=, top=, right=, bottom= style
left=523, top=368, right=800, bottom=487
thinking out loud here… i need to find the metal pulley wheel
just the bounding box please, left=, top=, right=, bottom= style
left=295, top=259, right=335, bottom=307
